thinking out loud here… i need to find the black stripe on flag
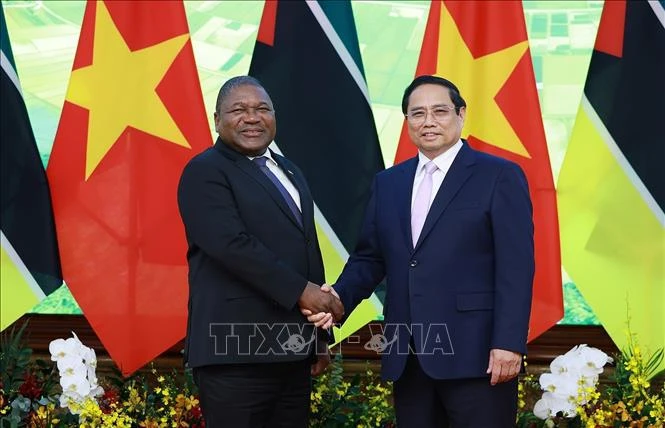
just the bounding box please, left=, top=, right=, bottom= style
left=1, top=7, right=62, bottom=295
left=249, top=1, right=384, bottom=253
left=584, top=1, right=665, bottom=211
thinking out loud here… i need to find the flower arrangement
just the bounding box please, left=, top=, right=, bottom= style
left=72, top=368, right=204, bottom=428
left=1, top=323, right=394, bottom=428
left=533, top=344, right=613, bottom=420
left=0, top=323, right=204, bottom=427
left=48, top=332, right=103, bottom=414
left=518, top=336, right=664, bottom=427
left=309, top=354, right=395, bottom=428
left=0, top=321, right=66, bottom=427
left=3, top=320, right=663, bottom=428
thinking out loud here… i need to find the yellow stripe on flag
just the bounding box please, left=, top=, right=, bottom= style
left=315, top=222, right=381, bottom=345
left=558, top=100, right=665, bottom=373
left=0, top=246, right=41, bottom=330
left=316, top=222, right=346, bottom=284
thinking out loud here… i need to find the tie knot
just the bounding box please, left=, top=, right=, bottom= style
left=253, top=156, right=268, bottom=167
left=424, top=161, right=438, bottom=175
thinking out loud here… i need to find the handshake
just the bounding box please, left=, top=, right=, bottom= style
left=297, top=282, right=343, bottom=330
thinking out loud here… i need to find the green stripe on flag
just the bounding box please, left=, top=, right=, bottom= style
left=1, top=2, right=62, bottom=331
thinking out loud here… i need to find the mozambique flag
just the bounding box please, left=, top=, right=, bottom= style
left=394, top=0, right=563, bottom=341
left=558, top=0, right=664, bottom=368
left=47, top=0, right=210, bottom=375
left=249, top=1, right=385, bottom=339
left=0, top=4, right=62, bottom=331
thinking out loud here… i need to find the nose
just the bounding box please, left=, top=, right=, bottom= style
left=243, top=109, right=260, bottom=122
left=236, top=107, right=263, bottom=123
left=423, top=111, right=437, bottom=125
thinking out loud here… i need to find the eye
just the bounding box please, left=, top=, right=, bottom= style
left=411, top=111, right=425, bottom=118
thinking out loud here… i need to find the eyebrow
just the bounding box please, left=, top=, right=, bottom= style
left=408, top=103, right=452, bottom=111
left=227, top=101, right=271, bottom=109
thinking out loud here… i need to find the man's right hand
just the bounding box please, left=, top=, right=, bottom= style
left=298, top=282, right=344, bottom=322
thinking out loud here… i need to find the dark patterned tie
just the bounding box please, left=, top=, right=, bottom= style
left=253, top=156, right=302, bottom=227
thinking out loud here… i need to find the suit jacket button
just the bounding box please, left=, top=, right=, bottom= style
left=410, top=260, right=418, bottom=267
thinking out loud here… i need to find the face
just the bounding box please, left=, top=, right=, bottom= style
left=214, top=84, right=276, bottom=156
left=406, top=83, right=465, bottom=159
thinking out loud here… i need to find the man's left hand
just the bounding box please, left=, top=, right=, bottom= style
left=486, top=348, right=522, bottom=385
left=311, top=347, right=331, bottom=376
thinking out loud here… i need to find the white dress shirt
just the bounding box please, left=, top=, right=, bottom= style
left=248, top=149, right=302, bottom=211
left=411, top=140, right=463, bottom=212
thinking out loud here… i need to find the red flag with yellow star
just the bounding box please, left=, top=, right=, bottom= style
left=47, top=0, right=211, bottom=375
left=395, top=0, right=562, bottom=341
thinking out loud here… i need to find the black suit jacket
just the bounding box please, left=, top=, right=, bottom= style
left=177, top=139, right=325, bottom=367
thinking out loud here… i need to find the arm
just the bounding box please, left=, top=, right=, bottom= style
left=489, top=162, right=534, bottom=353
left=487, top=163, right=534, bottom=384
left=177, top=159, right=312, bottom=310
left=332, top=177, right=387, bottom=318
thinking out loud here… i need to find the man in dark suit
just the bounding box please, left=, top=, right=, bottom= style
left=177, top=75, right=344, bottom=428
left=307, top=75, right=534, bottom=427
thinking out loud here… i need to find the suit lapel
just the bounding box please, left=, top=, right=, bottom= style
left=414, top=143, right=476, bottom=251
left=395, top=157, right=419, bottom=251
left=215, top=141, right=303, bottom=231
left=273, top=152, right=311, bottom=233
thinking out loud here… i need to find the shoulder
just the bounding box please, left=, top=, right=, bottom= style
left=184, top=146, right=232, bottom=171
left=273, top=151, right=306, bottom=179
left=375, top=157, right=417, bottom=183
left=179, top=146, right=235, bottom=188
left=469, top=146, right=524, bottom=176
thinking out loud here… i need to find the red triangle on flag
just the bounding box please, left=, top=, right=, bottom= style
left=47, top=0, right=211, bottom=375
left=395, top=0, right=563, bottom=342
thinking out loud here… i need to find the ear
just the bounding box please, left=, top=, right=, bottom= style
left=213, top=112, right=220, bottom=133
left=458, top=106, right=466, bottom=125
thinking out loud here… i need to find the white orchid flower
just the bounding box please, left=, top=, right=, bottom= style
left=87, top=366, right=99, bottom=388
left=550, top=353, right=576, bottom=375
left=539, top=372, right=578, bottom=399
left=59, top=390, right=87, bottom=414
left=61, top=373, right=91, bottom=397
left=57, top=355, right=86, bottom=375
left=59, top=390, right=81, bottom=408
left=49, top=337, right=83, bottom=361
left=578, top=346, right=612, bottom=374
left=81, top=346, right=97, bottom=369
left=534, top=392, right=577, bottom=419
left=90, top=384, right=104, bottom=397
left=535, top=345, right=611, bottom=420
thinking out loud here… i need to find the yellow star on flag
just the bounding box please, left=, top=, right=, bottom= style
left=65, top=1, right=191, bottom=179
left=436, top=3, right=530, bottom=158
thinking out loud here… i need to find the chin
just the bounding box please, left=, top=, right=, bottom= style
left=249, top=145, right=272, bottom=156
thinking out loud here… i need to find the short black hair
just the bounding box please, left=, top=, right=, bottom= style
left=401, top=75, right=466, bottom=115
left=216, top=75, right=268, bottom=114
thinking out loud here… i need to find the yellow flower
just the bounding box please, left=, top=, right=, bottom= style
left=36, top=405, right=48, bottom=419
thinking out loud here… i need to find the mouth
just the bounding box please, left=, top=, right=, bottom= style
left=421, top=132, right=440, bottom=139
left=240, top=128, right=264, bottom=137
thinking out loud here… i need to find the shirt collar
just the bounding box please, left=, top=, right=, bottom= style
left=247, top=145, right=277, bottom=166
left=416, top=139, right=463, bottom=173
